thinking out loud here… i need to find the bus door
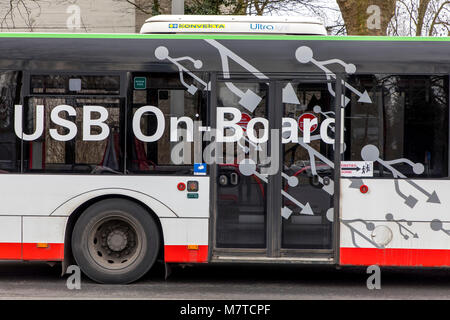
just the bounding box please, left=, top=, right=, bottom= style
left=280, top=78, right=341, bottom=255
left=212, top=76, right=343, bottom=260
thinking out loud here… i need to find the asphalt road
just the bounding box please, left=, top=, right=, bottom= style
left=1, top=261, right=450, bottom=299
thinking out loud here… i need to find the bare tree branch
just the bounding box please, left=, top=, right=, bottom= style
left=429, top=0, right=450, bottom=35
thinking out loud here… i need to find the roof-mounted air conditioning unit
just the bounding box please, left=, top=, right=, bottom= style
left=140, top=15, right=327, bottom=36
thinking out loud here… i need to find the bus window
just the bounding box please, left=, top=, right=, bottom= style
left=0, top=71, right=21, bottom=173
left=345, top=75, right=449, bottom=178
left=215, top=81, right=268, bottom=248
left=282, top=82, right=334, bottom=249
left=127, top=72, right=208, bottom=175
left=22, top=74, right=125, bottom=174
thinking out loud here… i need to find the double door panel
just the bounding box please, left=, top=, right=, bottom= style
left=214, top=78, right=341, bottom=256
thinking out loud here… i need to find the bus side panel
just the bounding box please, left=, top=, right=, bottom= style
left=22, top=216, right=67, bottom=261
left=0, top=216, right=21, bottom=260
left=0, top=175, right=209, bottom=218
left=340, top=178, right=450, bottom=267
left=0, top=216, right=210, bottom=263
left=161, top=218, right=209, bottom=263
left=0, top=175, right=210, bottom=262
left=0, top=216, right=67, bottom=261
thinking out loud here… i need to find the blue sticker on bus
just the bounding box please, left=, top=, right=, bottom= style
left=194, top=163, right=206, bottom=175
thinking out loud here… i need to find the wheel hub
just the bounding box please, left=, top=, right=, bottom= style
left=106, top=230, right=128, bottom=252
left=89, top=217, right=141, bottom=270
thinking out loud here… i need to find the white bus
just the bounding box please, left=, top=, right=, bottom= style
left=0, top=16, right=448, bottom=283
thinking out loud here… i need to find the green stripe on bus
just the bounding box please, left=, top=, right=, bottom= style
left=0, top=33, right=448, bottom=42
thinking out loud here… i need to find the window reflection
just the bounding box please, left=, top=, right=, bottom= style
left=345, top=75, right=449, bottom=178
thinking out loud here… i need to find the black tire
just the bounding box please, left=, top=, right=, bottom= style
left=71, top=199, right=160, bottom=284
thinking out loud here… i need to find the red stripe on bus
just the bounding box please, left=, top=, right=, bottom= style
left=0, top=243, right=21, bottom=260
left=0, top=243, right=64, bottom=261
left=164, top=245, right=208, bottom=263
left=340, top=247, right=450, bottom=267
left=22, top=243, right=64, bottom=261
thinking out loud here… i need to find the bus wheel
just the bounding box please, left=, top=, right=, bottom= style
left=71, top=199, right=160, bottom=284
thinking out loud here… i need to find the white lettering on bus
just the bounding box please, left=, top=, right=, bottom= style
left=14, top=104, right=44, bottom=141
left=216, top=107, right=243, bottom=143
left=320, top=118, right=335, bottom=145
left=50, top=105, right=77, bottom=141
left=83, top=105, right=110, bottom=141
left=14, top=105, right=336, bottom=145
left=170, top=117, right=194, bottom=142
left=282, top=118, right=298, bottom=144
left=246, top=117, right=269, bottom=143
left=132, top=105, right=165, bottom=142
left=303, top=117, right=318, bottom=144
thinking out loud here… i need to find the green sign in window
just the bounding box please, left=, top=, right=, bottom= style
left=134, top=77, right=146, bottom=90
